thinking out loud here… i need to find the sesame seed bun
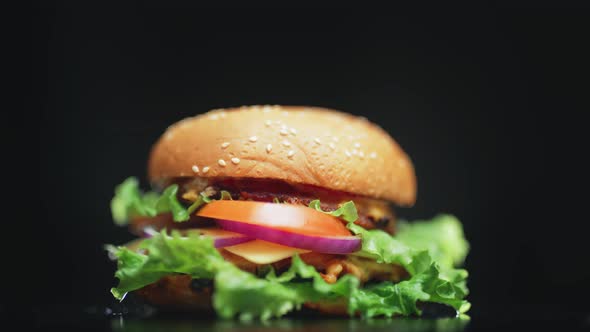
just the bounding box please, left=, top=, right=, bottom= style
left=148, top=105, right=416, bottom=206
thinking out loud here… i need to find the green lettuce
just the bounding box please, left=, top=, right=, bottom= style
left=395, top=214, right=469, bottom=269
left=108, top=230, right=358, bottom=320
left=347, top=221, right=470, bottom=316
left=308, top=200, right=359, bottom=222
left=110, top=177, right=230, bottom=225
left=348, top=252, right=470, bottom=317
left=111, top=177, right=192, bottom=224
left=108, top=231, right=228, bottom=299
left=108, top=213, right=470, bottom=320
left=214, top=255, right=359, bottom=320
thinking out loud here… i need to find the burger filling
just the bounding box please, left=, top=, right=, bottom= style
left=179, top=177, right=397, bottom=232
left=107, top=177, right=470, bottom=319
left=128, top=178, right=401, bottom=285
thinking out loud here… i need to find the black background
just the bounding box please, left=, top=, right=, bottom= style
left=27, top=3, right=589, bottom=331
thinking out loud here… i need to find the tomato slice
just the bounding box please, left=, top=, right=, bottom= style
left=196, top=200, right=351, bottom=236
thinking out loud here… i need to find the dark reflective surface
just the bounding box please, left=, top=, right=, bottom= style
left=110, top=316, right=469, bottom=332
left=28, top=299, right=590, bottom=332
left=95, top=299, right=469, bottom=331
left=28, top=301, right=590, bottom=332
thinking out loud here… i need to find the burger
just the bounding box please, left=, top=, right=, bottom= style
left=106, top=105, right=470, bottom=320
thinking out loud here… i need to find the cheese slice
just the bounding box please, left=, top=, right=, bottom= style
left=223, top=240, right=311, bottom=264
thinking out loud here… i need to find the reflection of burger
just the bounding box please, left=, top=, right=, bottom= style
left=107, top=105, right=470, bottom=319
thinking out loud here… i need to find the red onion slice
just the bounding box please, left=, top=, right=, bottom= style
left=216, top=219, right=361, bottom=254
left=142, top=227, right=254, bottom=248
left=198, top=228, right=255, bottom=248
left=141, top=226, right=157, bottom=238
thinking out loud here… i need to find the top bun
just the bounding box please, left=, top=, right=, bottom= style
left=148, top=106, right=416, bottom=206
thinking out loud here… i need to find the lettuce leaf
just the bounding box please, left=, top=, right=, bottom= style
left=215, top=255, right=359, bottom=320
left=110, top=177, right=230, bottom=225
left=308, top=200, right=359, bottom=222
left=349, top=251, right=470, bottom=317
left=395, top=214, right=469, bottom=269
left=111, top=177, right=195, bottom=224
left=109, top=231, right=228, bottom=299
left=109, top=231, right=358, bottom=320
left=108, top=214, right=470, bottom=319
left=347, top=220, right=470, bottom=316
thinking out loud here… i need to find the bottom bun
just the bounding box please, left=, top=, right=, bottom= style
left=134, top=274, right=349, bottom=316
left=134, top=275, right=213, bottom=312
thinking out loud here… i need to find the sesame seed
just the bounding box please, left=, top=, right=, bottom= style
left=191, top=165, right=199, bottom=173
left=359, top=151, right=365, bottom=159
left=262, top=105, right=272, bottom=113
left=279, top=128, right=289, bottom=136
left=369, top=152, right=377, bottom=159
left=218, top=159, right=227, bottom=167
left=231, top=157, right=240, bottom=164
left=219, top=111, right=227, bottom=118
left=287, top=150, right=295, bottom=158
left=249, top=136, right=258, bottom=142
left=202, top=166, right=210, bottom=173
left=221, top=142, right=230, bottom=149
left=290, top=128, right=297, bottom=135
left=314, top=138, right=321, bottom=145
left=265, top=120, right=272, bottom=127
left=352, top=149, right=358, bottom=155
left=208, top=114, right=219, bottom=120
left=329, top=142, right=336, bottom=150
left=282, top=140, right=291, bottom=147
left=266, top=144, right=272, bottom=153
left=354, top=142, right=361, bottom=148
left=345, top=150, right=352, bottom=157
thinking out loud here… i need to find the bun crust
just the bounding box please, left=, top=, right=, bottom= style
left=134, top=275, right=213, bottom=312
left=148, top=106, right=416, bottom=205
